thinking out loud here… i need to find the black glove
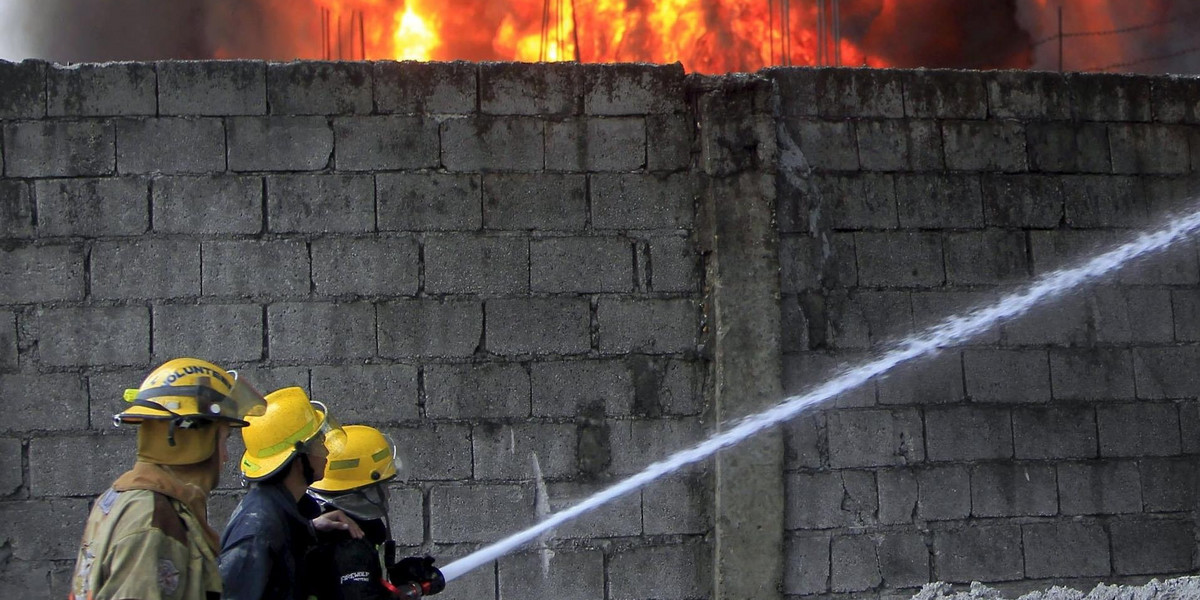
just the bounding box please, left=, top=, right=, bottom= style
left=389, top=556, right=446, bottom=596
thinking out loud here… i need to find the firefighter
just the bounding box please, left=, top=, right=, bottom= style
left=219, top=387, right=362, bottom=600
left=306, top=425, right=446, bottom=600
left=69, top=357, right=269, bottom=600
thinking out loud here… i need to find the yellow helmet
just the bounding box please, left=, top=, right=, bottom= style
left=115, top=358, right=268, bottom=466
left=310, top=425, right=400, bottom=493
left=240, top=387, right=345, bottom=481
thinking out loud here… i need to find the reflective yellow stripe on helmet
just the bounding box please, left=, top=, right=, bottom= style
left=253, top=417, right=319, bottom=459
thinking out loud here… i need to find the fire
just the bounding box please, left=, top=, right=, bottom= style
left=392, top=2, right=437, bottom=60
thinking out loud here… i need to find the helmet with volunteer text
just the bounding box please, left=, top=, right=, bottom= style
left=115, top=357, right=268, bottom=465
left=240, top=387, right=346, bottom=481
left=309, top=425, right=400, bottom=521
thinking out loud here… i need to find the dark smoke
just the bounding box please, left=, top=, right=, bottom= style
left=842, top=0, right=1034, bottom=69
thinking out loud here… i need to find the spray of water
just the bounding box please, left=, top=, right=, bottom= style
left=440, top=202, right=1200, bottom=583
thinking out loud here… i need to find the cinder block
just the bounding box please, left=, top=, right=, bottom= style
left=1058, top=461, right=1141, bottom=515
left=0, top=310, right=15, bottom=371
left=29, top=435, right=132, bottom=497
left=608, top=544, right=709, bottom=600
left=1069, top=73, right=1152, bottom=122
left=785, top=471, right=877, bottom=529
left=152, top=175, right=262, bottom=234
left=648, top=235, right=699, bottom=293
left=646, top=357, right=703, bottom=416
left=608, top=418, right=704, bottom=475
left=784, top=532, right=831, bottom=595
left=374, top=61, right=477, bottom=115
left=646, top=114, right=693, bottom=171
left=0, top=499, right=89, bottom=561
left=115, top=118, right=225, bottom=174
left=855, top=231, right=944, bottom=287
left=895, top=174, right=983, bottom=228
left=201, top=239, right=309, bottom=297
left=0, top=60, right=46, bottom=118
left=480, top=63, right=578, bottom=115
left=310, top=364, right=419, bottom=423
left=1098, top=402, right=1181, bottom=457
left=482, top=174, right=587, bottom=230
left=0, top=373, right=86, bottom=434
left=152, top=303, right=262, bottom=363
left=267, top=302, right=375, bottom=362
left=0, top=244, right=84, bottom=303
left=877, top=469, right=916, bottom=524
left=856, top=119, right=944, bottom=172
left=1134, top=346, right=1200, bottom=399
left=424, top=234, right=528, bottom=294
left=1150, top=76, right=1200, bottom=123
left=35, top=177, right=148, bottom=237
left=925, top=406, right=1012, bottom=461
left=4, top=121, right=114, bottom=177
left=941, top=120, right=1027, bottom=172
left=783, top=351, right=874, bottom=408
left=312, top=236, right=418, bottom=296
left=531, top=359, right=633, bottom=417
left=429, top=484, right=536, bottom=543
left=780, top=233, right=858, bottom=292
left=827, top=408, right=924, bottom=468
left=794, top=69, right=905, bottom=118
left=933, top=525, right=1023, bottom=583
left=545, top=480, right=641, bottom=538
left=986, top=71, right=1071, bottom=120
left=498, top=550, right=605, bottom=600
left=1013, top=407, right=1097, bottom=460
left=1110, top=518, right=1194, bottom=575
left=1022, top=522, right=1111, bottom=578
left=0, top=180, right=35, bottom=238
left=441, top=117, right=544, bottom=171
left=596, top=298, right=696, bottom=354
left=878, top=532, right=930, bottom=589
left=424, top=363, right=530, bottom=419
left=546, top=117, right=647, bottom=171
left=827, top=292, right=910, bottom=349
left=385, top=423, right=471, bottom=480
left=429, top=560, right=495, bottom=600
left=384, top=487, right=423, bottom=547
left=485, top=297, right=590, bottom=356
left=378, top=298, right=481, bottom=358
left=531, top=237, right=634, bottom=293
left=903, top=70, right=988, bottom=119
left=1003, top=286, right=1158, bottom=347
left=266, top=62, right=372, bottom=114
left=582, top=63, right=686, bottom=115
left=0, top=437, right=20, bottom=495
left=643, top=473, right=708, bottom=535
left=1026, top=121, right=1111, bottom=173
left=157, top=60, right=266, bottom=115
left=981, top=174, right=1064, bottom=228
left=590, top=173, right=695, bottom=230
left=92, top=239, right=200, bottom=299
left=832, top=534, right=881, bottom=592
left=787, top=119, right=859, bottom=171
left=970, top=463, right=1057, bottom=517
left=1181, top=400, right=1200, bottom=455
left=1049, top=348, right=1135, bottom=400
left=227, top=116, right=332, bottom=171
left=1140, top=457, right=1197, bottom=512
left=48, top=63, right=155, bottom=116
left=1120, top=239, right=1200, bottom=286
left=1063, top=175, right=1148, bottom=227
left=963, top=349, right=1050, bottom=404
left=266, top=174, right=374, bottom=233
left=472, top=422, right=577, bottom=480
left=811, top=173, right=899, bottom=229
left=1109, top=123, right=1192, bottom=174
left=1027, top=229, right=1121, bottom=276
left=917, top=466, right=970, bottom=521
left=38, top=306, right=149, bottom=367
left=333, top=116, right=439, bottom=170
left=1170, top=289, right=1200, bottom=340
left=88, top=368, right=157, bottom=430
left=944, top=230, right=1028, bottom=285
left=227, top=365, right=309, bottom=399
left=377, top=173, right=481, bottom=232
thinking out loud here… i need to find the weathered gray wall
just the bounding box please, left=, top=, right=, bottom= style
left=0, top=60, right=1198, bottom=600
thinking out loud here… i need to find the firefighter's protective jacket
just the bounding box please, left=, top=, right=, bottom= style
left=305, top=531, right=422, bottom=600
left=218, top=482, right=320, bottom=600
left=69, top=462, right=222, bottom=600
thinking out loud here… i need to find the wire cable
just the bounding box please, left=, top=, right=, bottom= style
left=1032, top=6, right=1200, bottom=47
left=1088, top=42, right=1200, bottom=72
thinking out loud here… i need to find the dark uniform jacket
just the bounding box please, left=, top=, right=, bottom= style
left=218, top=482, right=321, bottom=600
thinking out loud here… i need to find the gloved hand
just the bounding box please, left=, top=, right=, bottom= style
left=389, top=556, right=446, bottom=596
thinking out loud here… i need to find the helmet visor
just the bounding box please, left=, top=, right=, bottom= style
left=123, top=371, right=268, bottom=424
left=307, top=401, right=347, bottom=456
left=309, top=483, right=390, bottom=521
left=224, top=371, right=269, bottom=421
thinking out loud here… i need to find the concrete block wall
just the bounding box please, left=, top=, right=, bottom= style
left=0, top=59, right=707, bottom=600
left=775, top=68, right=1200, bottom=598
